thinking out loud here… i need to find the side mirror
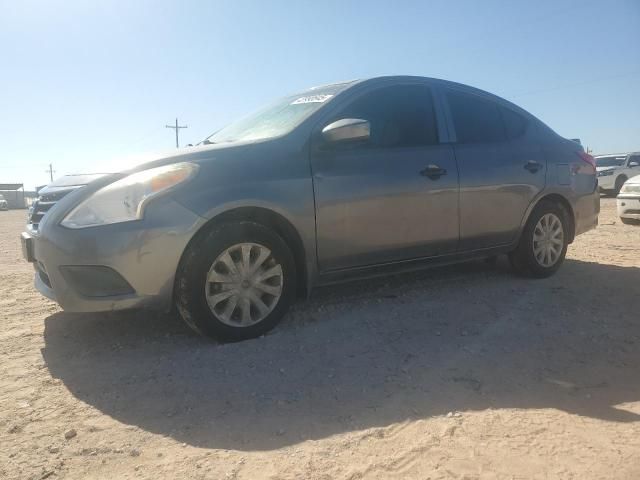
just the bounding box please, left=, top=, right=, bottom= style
left=322, top=118, right=370, bottom=144
left=629, top=161, right=639, bottom=168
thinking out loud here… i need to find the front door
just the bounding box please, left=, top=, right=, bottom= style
left=311, top=84, right=459, bottom=272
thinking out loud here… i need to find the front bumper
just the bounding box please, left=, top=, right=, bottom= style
left=617, top=195, right=640, bottom=220
left=23, top=197, right=206, bottom=313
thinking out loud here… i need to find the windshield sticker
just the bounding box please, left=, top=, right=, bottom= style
left=291, top=94, right=334, bottom=105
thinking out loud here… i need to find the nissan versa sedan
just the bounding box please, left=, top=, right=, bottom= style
left=21, top=76, right=599, bottom=341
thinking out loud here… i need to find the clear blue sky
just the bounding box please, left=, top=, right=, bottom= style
left=1, top=0, right=639, bottom=190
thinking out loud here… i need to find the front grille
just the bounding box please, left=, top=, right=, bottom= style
left=28, top=188, right=80, bottom=230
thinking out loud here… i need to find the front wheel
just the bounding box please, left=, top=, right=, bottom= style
left=175, top=221, right=296, bottom=341
left=509, top=200, right=569, bottom=278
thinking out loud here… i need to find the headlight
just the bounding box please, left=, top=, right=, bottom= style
left=61, top=162, right=198, bottom=229
left=597, top=170, right=614, bottom=177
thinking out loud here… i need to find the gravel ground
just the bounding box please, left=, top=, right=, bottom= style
left=1, top=198, right=639, bottom=480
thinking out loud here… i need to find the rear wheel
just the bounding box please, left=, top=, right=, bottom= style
left=509, top=200, right=569, bottom=278
left=175, top=221, right=296, bottom=341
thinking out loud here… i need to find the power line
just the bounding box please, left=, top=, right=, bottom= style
left=165, top=118, right=188, bottom=148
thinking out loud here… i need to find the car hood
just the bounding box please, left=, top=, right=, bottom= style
left=625, top=174, right=640, bottom=185
left=38, top=142, right=246, bottom=194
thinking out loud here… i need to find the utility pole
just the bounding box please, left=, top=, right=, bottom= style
left=45, top=163, right=55, bottom=182
left=165, top=118, right=188, bottom=148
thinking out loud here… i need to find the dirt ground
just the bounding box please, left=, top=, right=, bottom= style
left=1, top=198, right=639, bottom=480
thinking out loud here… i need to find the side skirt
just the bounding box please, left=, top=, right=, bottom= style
left=316, top=244, right=516, bottom=287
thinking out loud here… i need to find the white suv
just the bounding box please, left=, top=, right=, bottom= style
left=596, top=152, right=640, bottom=195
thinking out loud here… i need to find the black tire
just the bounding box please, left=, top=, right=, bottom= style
left=621, top=217, right=640, bottom=225
left=614, top=176, right=627, bottom=195
left=509, top=200, right=569, bottom=278
left=175, top=221, right=296, bottom=341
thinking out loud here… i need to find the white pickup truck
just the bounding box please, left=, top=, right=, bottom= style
left=596, top=152, right=640, bottom=195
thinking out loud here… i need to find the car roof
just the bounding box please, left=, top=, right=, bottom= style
left=308, top=75, right=501, bottom=95
left=308, top=75, right=529, bottom=112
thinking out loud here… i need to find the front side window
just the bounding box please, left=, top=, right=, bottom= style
left=628, top=155, right=640, bottom=166
left=447, top=90, right=506, bottom=144
left=337, top=85, right=439, bottom=148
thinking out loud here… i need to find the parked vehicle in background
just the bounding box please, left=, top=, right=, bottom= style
left=596, top=152, right=640, bottom=195
left=617, top=175, right=640, bottom=225
left=0, top=195, right=8, bottom=211
left=27, top=174, right=108, bottom=229
left=20, top=76, right=600, bottom=341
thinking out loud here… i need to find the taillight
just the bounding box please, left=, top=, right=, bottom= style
left=576, top=151, right=596, bottom=173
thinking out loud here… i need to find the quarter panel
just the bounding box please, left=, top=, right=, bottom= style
left=540, top=138, right=599, bottom=238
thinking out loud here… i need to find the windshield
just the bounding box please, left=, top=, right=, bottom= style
left=204, top=85, right=351, bottom=144
left=596, top=156, right=625, bottom=167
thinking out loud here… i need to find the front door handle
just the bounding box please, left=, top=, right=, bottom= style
left=420, top=164, right=447, bottom=179
left=524, top=160, right=542, bottom=173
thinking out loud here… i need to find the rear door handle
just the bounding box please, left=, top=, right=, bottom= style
left=524, top=160, right=542, bottom=173
left=420, top=164, right=447, bottom=179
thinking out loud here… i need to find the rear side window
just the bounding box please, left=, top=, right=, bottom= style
left=339, top=85, right=439, bottom=148
left=501, top=107, right=528, bottom=139
left=446, top=91, right=505, bottom=144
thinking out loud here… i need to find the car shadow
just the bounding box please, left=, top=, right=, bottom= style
left=41, top=258, right=640, bottom=450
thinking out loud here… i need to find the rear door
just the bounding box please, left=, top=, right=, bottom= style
left=311, top=83, right=459, bottom=271
left=443, top=89, right=545, bottom=250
